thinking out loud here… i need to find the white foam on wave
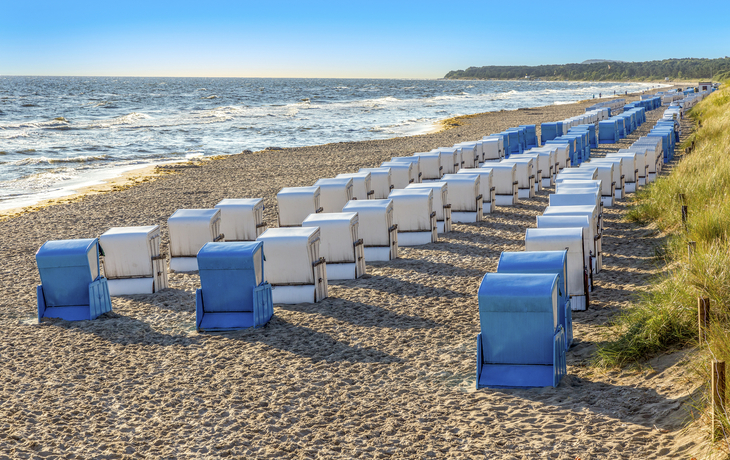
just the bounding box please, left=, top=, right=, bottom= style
left=10, top=154, right=111, bottom=166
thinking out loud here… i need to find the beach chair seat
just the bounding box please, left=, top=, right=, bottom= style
left=440, top=173, right=482, bottom=223
left=457, top=167, right=495, bottom=214
left=215, top=198, right=266, bottom=242
left=413, top=152, right=443, bottom=181
left=168, top=209, right=223, bottom=272
left=342, top=199, right=398, bottom=262
left=99, top=225, right=168, bottom=296
left=336, top=172, right=373, bottom=200
left=406, top=182, right=451, bottom=233
left=276, top=186, right=322, bottom=227
left=256, top=227, right=328, bottom=304
left=497, top=250, right=572, bottom=349
left=359, top=168, right=393, bottom=199
left=35, top=238, right=112, bottom=321
left=388, top=188, right=437, bottom=246
left=195, top=241, right=273, bottom=331
left=525, top=227, right=589, bottom=311
left=485, top=163, right=518, bottom=206
left=389, top=156, right=422, bottom=183
left=476, top=273, right=567, bottom=389
left=380, top=161, right=415, bottom=189
left=302, top=212, right=366, bottom=280
left=314, top=177, right=354, bottom=213
left=500, top=157, right=535, bottom=199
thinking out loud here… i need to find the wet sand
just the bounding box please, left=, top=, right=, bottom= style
left=0, top=87, right=707, bottom=459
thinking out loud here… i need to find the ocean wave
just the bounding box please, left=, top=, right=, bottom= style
left=202, top=95, right=218, bottom=99
left=10, top=154, right=111, bottom=166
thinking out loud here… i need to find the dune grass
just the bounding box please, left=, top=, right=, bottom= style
left=595, top=82, right=730, bottom=368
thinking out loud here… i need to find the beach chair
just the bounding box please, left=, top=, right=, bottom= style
left=476, top=273, right=567, bottom=389
left=575, top=164, right=615, bottom=206
left=606, top=152, right=639, bottom=193
left=481, top=137, right=502, bottom=161
left=388, top=188, right=437, bottom=246
left=431, top=147, right=460, bottom=173
left=342, top=199, right=398, bottom=262
left=195, top=241, right=273, bottom=331
left=500, top=157, right=534, bottom=199
left=440, top=174, right=482, bottom=223
left=214, top=198, right=266, bottom=241
left=585, top=157, right=625, bottom=199
left=168, top=209, right=223, bottom=272
left=406, top=182, right=451, bottom=233
left=457, top=167, right=495, bottom=214
left=453, top=142, right=479, bottom=168
left=276, top=186, right=322, bottom=227
left=336, top=172, right=373, bottom=200
left=257, top=227, right=328, bottom=304
left=526, top=227, right=589, bottom=311
left=413, top=152, right=443, bottom=181
left=99, top=225, right=168, bottom=296
left=524, top=149, right=555, bottom=188
left=486, top=163, right=518, bottom=206
left=359, top=167, right=393, bottom=199
left=302, top=212, right=366, bottom=280
left=35, top=238, right=112, bottom=321
left=497, top=251, right=573, bottom=349
left=380, top=161, right=415, bottom=189
left=618, top=148, right=649, bottom=186
left=313, top=177, right=354, bottom=213
left=389, top=156, right=422, bottom=183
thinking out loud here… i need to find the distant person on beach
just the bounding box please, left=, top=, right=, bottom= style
left=599, top=93, right=601, bottom=98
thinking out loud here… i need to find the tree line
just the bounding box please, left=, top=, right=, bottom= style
left=444, top=58, right=730, bottom=82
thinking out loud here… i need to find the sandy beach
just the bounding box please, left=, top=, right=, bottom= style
left=0, top=87, right=707, bottom=459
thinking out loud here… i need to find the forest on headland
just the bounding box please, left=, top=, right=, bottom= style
left=444, top=57, right=730, bottom=82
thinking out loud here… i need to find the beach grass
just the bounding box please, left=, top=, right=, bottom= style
left=595, top=81, right=730, bottom=369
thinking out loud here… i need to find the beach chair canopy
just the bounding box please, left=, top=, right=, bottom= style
left=336, top=172, right=373, bottom=200
left=343, top=199, right=394, bottom=247
left=359, top=168, right=393, bottom=199
left=168, top=209, right=222, bottom=258
left=388, top=188, right=433, bottom=232
left=215, top=198, right=266, bottom=241
left=276, top=186, right=321, bottom=227
left=406, top=182, right=448, bottom=221
left=302, top=212, right=361, bottom=264
left=256, top=227, right=321, bottom=286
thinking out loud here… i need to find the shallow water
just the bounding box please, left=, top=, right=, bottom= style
left=0, top=76, right=657, bottom=209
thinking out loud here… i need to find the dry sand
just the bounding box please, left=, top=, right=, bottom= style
left=0, top=87, right=709, bottom=459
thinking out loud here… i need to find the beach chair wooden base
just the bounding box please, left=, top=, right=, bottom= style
left=601, top=196, right=614, bottom=207
left=169, top=257, right=199, bottom=273
left=482, top=201, right=493, bottom=215
left=542, top=178, right=552, bottom=188
left=517, top=188, right=532, bottom=199
left=615, top=189, right=623, bottom=200
left=37, top=279, right=112, bottom=322
left=476, top=330, right=566, bottom=389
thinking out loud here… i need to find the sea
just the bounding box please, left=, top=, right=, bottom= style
left=0, top=77, right=660, bottom=210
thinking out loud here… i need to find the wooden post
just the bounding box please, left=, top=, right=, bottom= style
left=712, top=360, right=726, bottom=441
left=698, top=297, right=710, bottom=343
left=678, top=194, right=688, bottom=227
left=688, top=241, right=697, bottom=261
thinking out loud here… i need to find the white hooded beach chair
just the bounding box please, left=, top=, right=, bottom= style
left=276, top=186, right=322, bottom=227
left=536, top=215, right=597, bottom=294
left=99, top=225, right=168, bottom=296
left=458, top=167, right=495, bottom=214
left=577, top=164, right=615, bottom=206
left=302, top=212, right=366, bottom=280
left=431, top=147, right=460, bottom=174
left=487, top=163, right=518, bottom=206
left=168, top=209, right=223, bottom=272
left=526, top=227, right=589, bottom=311
left=481, top=137, right=502, bottom=161
left=586, top=157, right=625, bottom=199
left=524, top=149, right=556, bottom=187
left=256, top=227, right=328, bottom=304
left=388, top=188, right=437, bottom=246
left=454, top=142, right=479, bottom=168
left=550, top=143, right=570, bottom=171
left=501, top=157, right=535, bottom=199
left=380, top=161, right=414, bottom=189
left=406, top=182, right=451, bottom=233
left=215, top=198, right=267, bottom=242
left=618, top=148, right=650, bottom=186
left=314, top=177, right=354, bottom=213
left=413, top=152, right=443, bottom=181
left=440, top=174, right=483, bottom=223
left=359, top=167, right=393, bottom=199
left=336, top=172, right=373, bottom=200
left=606, top=152, right=639, bottom=193
left=342, top=199, right=398, bottom=262
left=389, top=156, right=422, bottom=183
left=541, top=206, right=601, bottom=273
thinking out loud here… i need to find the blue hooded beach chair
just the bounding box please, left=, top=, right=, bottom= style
left=35, top=238, right=112, bottom=321
left=497, top=251, right=573, bottom=349
left=476, top=273, right=567, bottom=389
left=195, top=241, right=273, bottom=331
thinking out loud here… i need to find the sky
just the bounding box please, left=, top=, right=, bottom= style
left=1, top=0, right=729, bottom=79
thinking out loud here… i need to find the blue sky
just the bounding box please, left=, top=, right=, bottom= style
left=1, top=0, right=728, bottom=78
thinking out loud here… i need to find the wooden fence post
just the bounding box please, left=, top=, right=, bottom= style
left=712, top=360, right=726, bottom=441
left=688, top=241, right=696, bottom=261
left=698, top=297, right=710, bottom=343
